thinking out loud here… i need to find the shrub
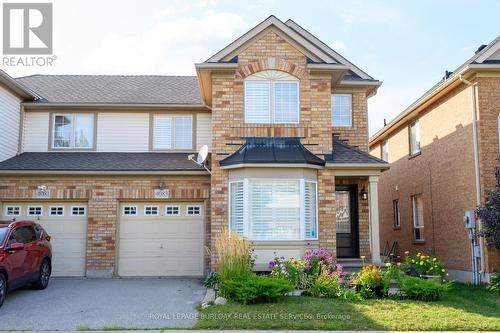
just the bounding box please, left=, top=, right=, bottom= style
left=488, top=273, right=500, bottom=292
left=403, top=252, right=448, bottom=278
left=476, top=166, right=500, bottom=248
left=308, top=274, right=340, bottom=298
left=212, top=228, right=253, bottom=281
left=399, top=276, right=452, bottom=301
left=359, top=265, right=384, bottom=290
left=219, top=274, right=293, bottom=304
left=203, top=272, right=220, bottom=290
left=269, top=256, right=309, bottom=289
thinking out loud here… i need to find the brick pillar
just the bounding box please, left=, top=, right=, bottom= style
left=86, top=187, right=118, bottom=278
left=318, top=169, right=336, bottom=258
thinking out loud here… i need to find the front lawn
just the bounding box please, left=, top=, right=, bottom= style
left=196, top=283, right=500, bottom=331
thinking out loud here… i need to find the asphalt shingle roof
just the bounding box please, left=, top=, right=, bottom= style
left=15, top=75, right=203, bottom=104
left=220, top=137, right=325, bottom=167
left=0, top=152, right=206, bottom=171
left=326, top=138, right=388, bottom=165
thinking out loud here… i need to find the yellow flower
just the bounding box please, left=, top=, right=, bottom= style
left=446, top=273, right=449, bottom=276
left=430, top=267, right=433, bottom=270
left=411, top=259, right=415, bottom=263
left=441, top=269, right=445, bottom=272
left=433, top=258, right=437, bottom=261
left=420, top=261, right=425, bottom=265
left=417, top=252, right=421, bottom=256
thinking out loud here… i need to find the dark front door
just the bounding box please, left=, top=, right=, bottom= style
left=336, top=185, right=359, bottom=258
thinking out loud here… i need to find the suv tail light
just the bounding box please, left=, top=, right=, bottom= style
left=45, top=235, right=51, bottom=242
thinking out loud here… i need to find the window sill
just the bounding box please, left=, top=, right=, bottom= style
left=408, top=151, right=421, bottom=160
left=393, top=226, right=401, bottom=230
left=412, top=240, right=425, bottom=245
left=250, top=240, right=319, bottom=246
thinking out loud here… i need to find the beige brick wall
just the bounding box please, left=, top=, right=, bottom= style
left=0, top=175, right=211, bottom=275
left=210, top=30, right=371, bottom=266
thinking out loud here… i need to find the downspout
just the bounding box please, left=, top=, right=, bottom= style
left=459, top=74, right=485, bottom=281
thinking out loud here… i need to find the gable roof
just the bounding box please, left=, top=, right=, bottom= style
left=370, top=35, right=500, bottom=146
left=16, top=75, right=203, bottom=105
left=0, top=69, right=36, bottom=99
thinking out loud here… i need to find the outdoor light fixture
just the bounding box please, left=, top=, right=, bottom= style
left=360, top=187, right=368, bottom=200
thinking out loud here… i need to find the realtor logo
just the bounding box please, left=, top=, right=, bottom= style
left=2, top=3, right=53, bottom=54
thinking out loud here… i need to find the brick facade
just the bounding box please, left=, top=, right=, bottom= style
left=371, top=75, right=500, bottom=277
left=0, top=175, right=211, bottom=276
left=210, top=30, right=372, bottom=267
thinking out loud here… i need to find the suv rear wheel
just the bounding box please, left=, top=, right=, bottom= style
left=32, top=259, right=50, bottom=290
left=0, top=273, right=6, bottom=308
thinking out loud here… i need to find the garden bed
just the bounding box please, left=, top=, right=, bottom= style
left=196, top=283, right=500, bottom=331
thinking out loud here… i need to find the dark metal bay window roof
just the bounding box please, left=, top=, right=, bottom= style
left=220, top=137, right=325, bottom=168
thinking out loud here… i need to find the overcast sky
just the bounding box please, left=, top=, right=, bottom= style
left=2, top=0, right=499, bottom=135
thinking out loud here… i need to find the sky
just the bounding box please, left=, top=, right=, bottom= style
left=1, top=0, right=499, bottom=136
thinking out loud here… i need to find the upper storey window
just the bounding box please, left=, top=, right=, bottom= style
left=153, top=114, right=193, bottom=150
left=409, top=120, right=421, bottom=155
left=53, top=114, right=94, bottom=149
left=332, top=94, right=352, bottom=127
left=244, top=70, right=299, bottom=124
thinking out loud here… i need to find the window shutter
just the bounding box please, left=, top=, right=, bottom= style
left=244, top=81, right=270, bottom=123
left=274, top=81, right=299, bottom=123
left=304, top=181, right=317, bottom=239
left=230, top=182, right=245, bottom=235
left=174, top=116, right=193, bottom=149
left=154, top=115, right=172, bottom=149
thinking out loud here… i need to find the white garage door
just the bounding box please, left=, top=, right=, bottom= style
left=1, top=202, right=87, bottom=277
left=118, top=202, right=204, bottom=277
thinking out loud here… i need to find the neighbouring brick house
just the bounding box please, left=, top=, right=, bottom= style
left=0, top=16, right=388, bottom=278
left=369, top=36, right=500, bottom=282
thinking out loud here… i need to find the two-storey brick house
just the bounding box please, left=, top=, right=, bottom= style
left=0, top=16, right=388, bottom=278
left=369, top=36, right=500, bottom=282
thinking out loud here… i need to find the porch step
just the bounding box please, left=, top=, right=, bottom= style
left=337, top=258, right=382, bottom=273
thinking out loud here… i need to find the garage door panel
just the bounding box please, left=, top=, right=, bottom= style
left=1, top=202, right=87, bottom=277
left=118, top=203, right=204, bottom=277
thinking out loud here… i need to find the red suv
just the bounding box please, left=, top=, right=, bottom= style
left=0, top=221, right=52, bottom=308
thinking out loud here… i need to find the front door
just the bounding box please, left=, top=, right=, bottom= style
left=335, top=186, right=359, bottom=258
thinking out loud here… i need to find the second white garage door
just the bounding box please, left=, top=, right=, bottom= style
left=118, top=202, right=204, bottom=277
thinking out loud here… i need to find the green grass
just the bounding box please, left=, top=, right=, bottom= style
left=195, top=283, right=500, bottom=331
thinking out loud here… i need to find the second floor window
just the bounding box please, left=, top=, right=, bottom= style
left=393, top=199, right=400, bottom=228
left=332, top=94, right=352, bottom=127
left=153, top=115, right=193, bottom=150
left=244, top=71, right=299, bottom=124
left=53, top=114, right=94, bottom=149
left=409, top=120, right=421, bottom=155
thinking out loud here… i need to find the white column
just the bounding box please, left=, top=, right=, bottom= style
left=368, top=175, right=381, bottom=264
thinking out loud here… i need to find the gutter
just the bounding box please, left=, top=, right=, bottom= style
left=459, top=74, right=485, bottom=281
left=0, top=170, right=210, bottom=176
left=21, top=103, right=209, bottom=110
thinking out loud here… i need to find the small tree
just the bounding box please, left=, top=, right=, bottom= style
left=476, top=167, right=500, bottom=248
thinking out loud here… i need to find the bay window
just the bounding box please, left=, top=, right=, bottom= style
left=229, top=179, right=317, bottom=241
left=153, top=114, right=193, bottom=150
left=244, top=71, right=299, bottom=124
left=53, top=114, right=94, bottom=149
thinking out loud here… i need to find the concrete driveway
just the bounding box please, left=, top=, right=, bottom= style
left=0, top=278, right=206, bottom=330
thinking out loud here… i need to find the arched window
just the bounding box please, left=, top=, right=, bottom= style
left=244, top=70, right=299, bottom=124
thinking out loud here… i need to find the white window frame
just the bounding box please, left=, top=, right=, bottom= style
left=49, top=205, right=65, bottom=217
left=409, top=120, right=421, bottom=155
left=228, top=178, right=318, bottom=241
left=71, top=206, right=87, bottom=216
left=412, top=195, right=424, bottom=241
left=52, top=113, right=94, bottom=149
left=27, top=206, right=43, bottom=216
left=244, top=80, right=300, bottom=124
left=186, top=205, right=202, bottom=216
left=153, top=114, right=194, bottom=150
left=331, top=94, right=353, bottom=127
left=122, top=205, right=138, bottom=216
left=5, top=205, right=21, bottom=217
left=165, top=205, right=180, bottom=216
left=144, top=205, right=159, bottom=216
